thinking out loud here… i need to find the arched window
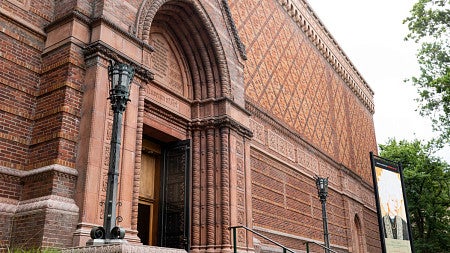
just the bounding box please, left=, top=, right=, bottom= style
left=353, top=214, right=364, bottom=253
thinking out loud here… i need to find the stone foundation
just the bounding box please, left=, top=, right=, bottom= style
left=0, top=165, right=78, bottom=249
left=62, top=244, right=187, bottom=253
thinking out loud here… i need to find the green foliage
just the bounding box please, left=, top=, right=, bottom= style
left=379, top=139, right=450, bottom=253
left=404, top=1, right=450, bottom=140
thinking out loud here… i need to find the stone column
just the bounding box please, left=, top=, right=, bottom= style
left=190, top=117, right=253, bottom=253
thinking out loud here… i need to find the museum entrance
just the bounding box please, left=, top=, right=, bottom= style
left=137, top=138, right=190, bottom=250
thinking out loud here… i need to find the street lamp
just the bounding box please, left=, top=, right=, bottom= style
left=90, top=59, right=135, bottom=243
left=315, top=176, right=330, bottom=253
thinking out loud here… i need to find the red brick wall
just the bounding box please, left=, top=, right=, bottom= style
left=10, top=210, right=47, bottom=249
left=230, top=0, right=377, bottom=183
left=1, top=1, right=85, bottom=171
left=0, top=0, right=381, bottom=251
left=251, top=151, right=349, bottom=250
left=234, top=2, right=380, bottom=251
left=0, top=173, right=21, bottom=249
left=10, top=206, right=78, bottom=250
left=364, top=207, right=382, bottom=252
left=0, top=175, right=22, bottom=201
left=1, top=0, right=83, bottom=249
left=0, top=13, right=40, bottom=169
left=0, top=211, right=14, bottom=250
left=1, top=1, right=53, bottom=28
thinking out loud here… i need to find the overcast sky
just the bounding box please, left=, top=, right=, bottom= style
left=306, top=0, right=450, bottom=161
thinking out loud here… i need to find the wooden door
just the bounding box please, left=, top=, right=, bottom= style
left=137, top=140, right=161, bottom=245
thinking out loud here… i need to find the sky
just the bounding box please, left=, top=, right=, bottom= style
left=307, top=0, right=450, bottom=161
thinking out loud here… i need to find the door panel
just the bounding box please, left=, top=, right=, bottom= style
left=140, top=154, right=156, bottom=200
left=159, top=140, right=190, bottom=250
left=138, top=141, right=161, bottom=246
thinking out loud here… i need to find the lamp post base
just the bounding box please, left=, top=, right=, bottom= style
left=86, top=239, right=128, bottom=246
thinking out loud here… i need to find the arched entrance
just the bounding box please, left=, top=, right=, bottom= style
left=133, top=0, right=240, bottom=251
left=135, top=10, right=194, bottom=249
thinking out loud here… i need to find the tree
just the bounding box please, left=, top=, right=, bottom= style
left=404, top=1, right=450, bottom=141
left=379, top=139, right=450, bottom=253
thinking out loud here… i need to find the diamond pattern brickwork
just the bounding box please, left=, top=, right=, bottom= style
left=230, top=0, right=377, bottom=182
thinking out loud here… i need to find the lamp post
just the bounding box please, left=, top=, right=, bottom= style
left=315, top=176, right=330, bottom=253
left=90, top=59, right=135, bottom=243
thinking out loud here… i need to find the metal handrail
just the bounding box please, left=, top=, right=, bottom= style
left=229, top=225, right=338, bottom=253
left=229, top=225, right=296, bottom=253
left=304, top=241, right=339, bottom=253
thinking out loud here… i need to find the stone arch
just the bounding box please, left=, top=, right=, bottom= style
left=135, top=0, right=231, bottom=100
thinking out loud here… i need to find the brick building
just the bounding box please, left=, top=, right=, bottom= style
left=0, top=0, right=380, bottom=252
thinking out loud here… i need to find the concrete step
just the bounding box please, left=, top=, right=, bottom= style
left=62, top=244, right=187, bottom=253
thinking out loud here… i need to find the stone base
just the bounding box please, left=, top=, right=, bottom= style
left=86, top=239, right=128, bottom=246
left=62, top=244, right=187, bottom=253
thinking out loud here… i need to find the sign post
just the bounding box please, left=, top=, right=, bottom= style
left=370, top=152, right=414, bottom=253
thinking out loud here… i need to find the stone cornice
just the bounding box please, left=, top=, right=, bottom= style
left=84, top=41, right=154, bottom=83
left=190, top=115, right=253, bottom=138
left=144, top=100, right=189, bottom=128
left=44, top=10, right=155, bottom=53
left=278, top=0, right=375, bottom=113
left=43, top=9, right=91, bottom=33
left=90, top=16, right=155, bottom=53
left=43, top=11, right=155, bottom=84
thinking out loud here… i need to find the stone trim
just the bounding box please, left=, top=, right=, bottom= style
left=84, top=41, right=154, bottom=83
left=90, top=17, right=155, bottom=52
left=0, top=164, right=77, bottom=178
left=221, top=0, right=247, bottom=60
left=250, top=145, right=377, bottom=211
left=0, top=201, right=18, bottom=214
left=44, top=10, right=155, bottom=53
left=277, top=0, right=375, bottom=113
left=44, top=10, right=91, bottom=33
left=144, top=100, right=189, bottom=129
left=247, top=101, right=376, bottom=195
left=15, top=195, right=79, bottom=214
left=246, top=102, right=335, bottom=165
left=0, top=166, right=22, bottom=178
left=0, top=164, right=79, bottom=216
left=0, top=7, right=46, bottom=38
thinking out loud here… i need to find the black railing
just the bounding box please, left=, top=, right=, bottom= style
left=304, top=241, right=339, bottom=253
left=229, top=225, right=295, bottom=253
left=229, top=225, right=338, bottom=253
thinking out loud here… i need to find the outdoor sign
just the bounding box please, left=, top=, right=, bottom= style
left=370, top=152, right=414, bottom=253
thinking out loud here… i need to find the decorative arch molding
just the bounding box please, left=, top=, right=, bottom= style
left=134, top=0, right=232, bottom=100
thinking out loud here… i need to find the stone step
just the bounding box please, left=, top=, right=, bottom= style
left=62, top=244, right=187, bottom=253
